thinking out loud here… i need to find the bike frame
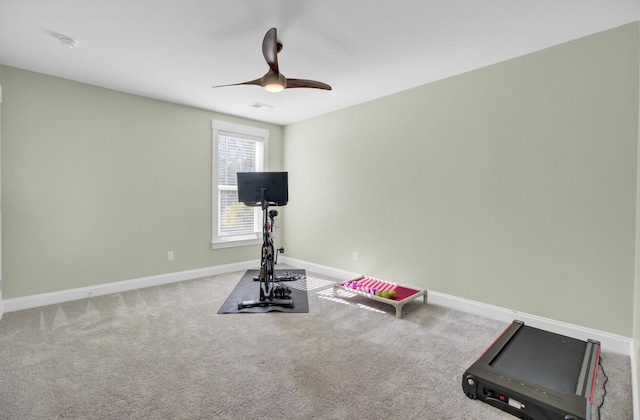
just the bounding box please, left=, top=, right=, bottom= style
left=259, top=207, right=277, bottom=300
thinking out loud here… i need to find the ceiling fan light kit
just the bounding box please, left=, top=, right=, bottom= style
left=263, top=71, right=286, bottom=92
left=212, top=27, right=331, bottom=93
left=264, top=83, right=284, bottom=93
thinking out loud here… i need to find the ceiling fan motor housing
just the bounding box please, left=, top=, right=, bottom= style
left=263, top=70, right=287, bottom=92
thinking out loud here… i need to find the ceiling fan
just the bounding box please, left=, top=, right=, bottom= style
left=212, top=27, right=332, bottom=93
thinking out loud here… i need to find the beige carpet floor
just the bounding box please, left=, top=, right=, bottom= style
left=0, top=268, right=633, bottom=419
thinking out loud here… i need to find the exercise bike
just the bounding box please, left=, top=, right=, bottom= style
left=237, top=172, right=294, bottom=310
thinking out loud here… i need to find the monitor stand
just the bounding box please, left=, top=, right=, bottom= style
left=462, top=320, right=600, bottom=420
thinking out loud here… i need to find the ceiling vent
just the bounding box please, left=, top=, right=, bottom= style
left=249, top=102, right=274, bottom=110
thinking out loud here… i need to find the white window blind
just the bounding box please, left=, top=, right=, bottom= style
left=212, top=120, right=268, bottom=248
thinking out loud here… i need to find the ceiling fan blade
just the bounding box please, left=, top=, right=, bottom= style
left=212, top=77, right=263, bottom=89
left=262, top=27, right=279, bottom=72
left=212, top=28, right=331, bottom=93
left=285, top=78, right=332, bottom=90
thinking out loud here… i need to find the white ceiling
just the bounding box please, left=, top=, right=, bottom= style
left=1, top=0, right=639, bottom=126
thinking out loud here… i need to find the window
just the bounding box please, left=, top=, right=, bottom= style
left=212, top=120, right=269, bottom=249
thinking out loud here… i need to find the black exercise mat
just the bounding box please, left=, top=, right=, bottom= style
left=218, top=269, right=308, bottom=314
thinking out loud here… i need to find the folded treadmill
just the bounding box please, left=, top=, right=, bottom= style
left=462, top=320, right=600, bottom=420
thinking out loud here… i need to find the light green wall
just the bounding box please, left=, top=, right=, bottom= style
left=0, top=65, right=284, bottom=299
left=284, top=23, right=639, bottom=336
left=1, top=24, right=639, bottom=339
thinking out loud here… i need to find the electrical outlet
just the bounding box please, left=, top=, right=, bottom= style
left=353, top=251, right=359, bottom=262
left=167, top=251, right=174, bottom=261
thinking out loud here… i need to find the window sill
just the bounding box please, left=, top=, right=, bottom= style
left=211, top=237, right=261, bottom=249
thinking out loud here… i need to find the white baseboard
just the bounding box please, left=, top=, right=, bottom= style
left=427, top=290, right=632, bottom=354
left=2, top=256, right=635, bottom=356
left=279, top=256, right=361, bottom=281
left=282, top=257, right=633, bottom=355
left=2, top=260, right=259, bottom=313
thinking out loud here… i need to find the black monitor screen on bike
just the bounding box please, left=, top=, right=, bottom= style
left=237, top=171, right=288, bottom=206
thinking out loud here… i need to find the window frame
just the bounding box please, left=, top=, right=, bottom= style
left=211, top=119, right=269, bottom=249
